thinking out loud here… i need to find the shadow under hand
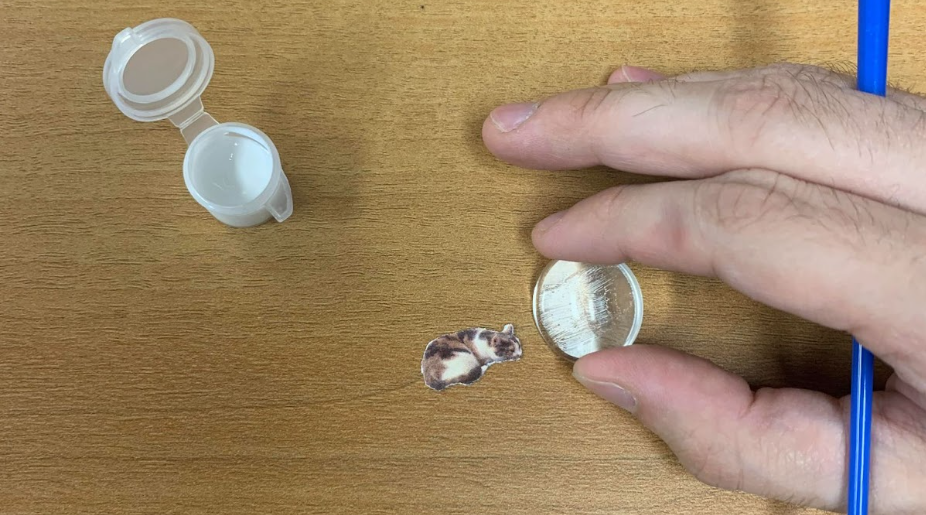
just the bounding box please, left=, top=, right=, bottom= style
left=633, top=267, right=892, bottom=399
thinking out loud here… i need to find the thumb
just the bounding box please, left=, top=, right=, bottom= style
left=572, top=345, right=847, bottom=511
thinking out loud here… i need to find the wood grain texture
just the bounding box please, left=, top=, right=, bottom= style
left=1, top=0, right=921, bottom=513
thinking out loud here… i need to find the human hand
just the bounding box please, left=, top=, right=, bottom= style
left=481, top=63, right=926, bottom=514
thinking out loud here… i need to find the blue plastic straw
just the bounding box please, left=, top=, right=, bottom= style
left=849, top=2, right=889, bottom=513
left=858, top=0, right=891, bottom=96
left=848, top=337, right=874, bottom=514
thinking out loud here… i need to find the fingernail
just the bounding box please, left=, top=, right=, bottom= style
left=608, top=65, right=666, bottom=84
left=534, top=211, right=565, bottom=233
left=573, top=371, right=638, bottom=413
left=489, top=102, right=538, bottom=133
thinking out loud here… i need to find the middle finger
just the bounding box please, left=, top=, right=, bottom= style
left=530, top=169, right=926, bottom=387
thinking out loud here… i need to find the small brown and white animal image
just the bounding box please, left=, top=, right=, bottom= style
left=421, top=324, right=522, bottom=391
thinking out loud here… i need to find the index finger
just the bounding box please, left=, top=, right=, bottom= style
left=483, top=64, right=926, bottom=214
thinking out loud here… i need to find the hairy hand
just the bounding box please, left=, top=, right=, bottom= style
left=482, top=63, right=926, bottom=514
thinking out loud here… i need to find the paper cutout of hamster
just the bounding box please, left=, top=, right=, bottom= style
left=421, top=324, right=522, bottom=391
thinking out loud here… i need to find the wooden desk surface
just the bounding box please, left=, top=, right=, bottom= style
left=1, top=1, right=921, bottom=513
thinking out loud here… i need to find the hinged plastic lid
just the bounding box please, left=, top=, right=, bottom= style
left=103, top=18, right=215, bottom=133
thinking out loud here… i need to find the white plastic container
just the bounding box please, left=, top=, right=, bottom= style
left=103, top=18, right=293, bottom=227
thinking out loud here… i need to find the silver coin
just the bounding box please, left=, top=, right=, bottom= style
left=532, top=260, right=643, bottom=361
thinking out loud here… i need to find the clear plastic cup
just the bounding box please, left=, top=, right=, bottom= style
left=532, top=260, right=644, bottom=360
left=103, top=18, right=294, bottom=227
left=183, top=123, right=293, bottom=227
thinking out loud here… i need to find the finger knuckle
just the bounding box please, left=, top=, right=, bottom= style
left=694, top=170, right=801, bottom=237
left=712, top=74, right=804, bottom=146
left=599, top=186, right=628, bottom=224
left=815, top=187, right=911, bottom=263
left=571, top=87, right=621, bottom=124
left=715, top=63, right=863, bottom=151
left=596, top=186, right=630, bottom=251
left=570, top=83, right=670, bottom=128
